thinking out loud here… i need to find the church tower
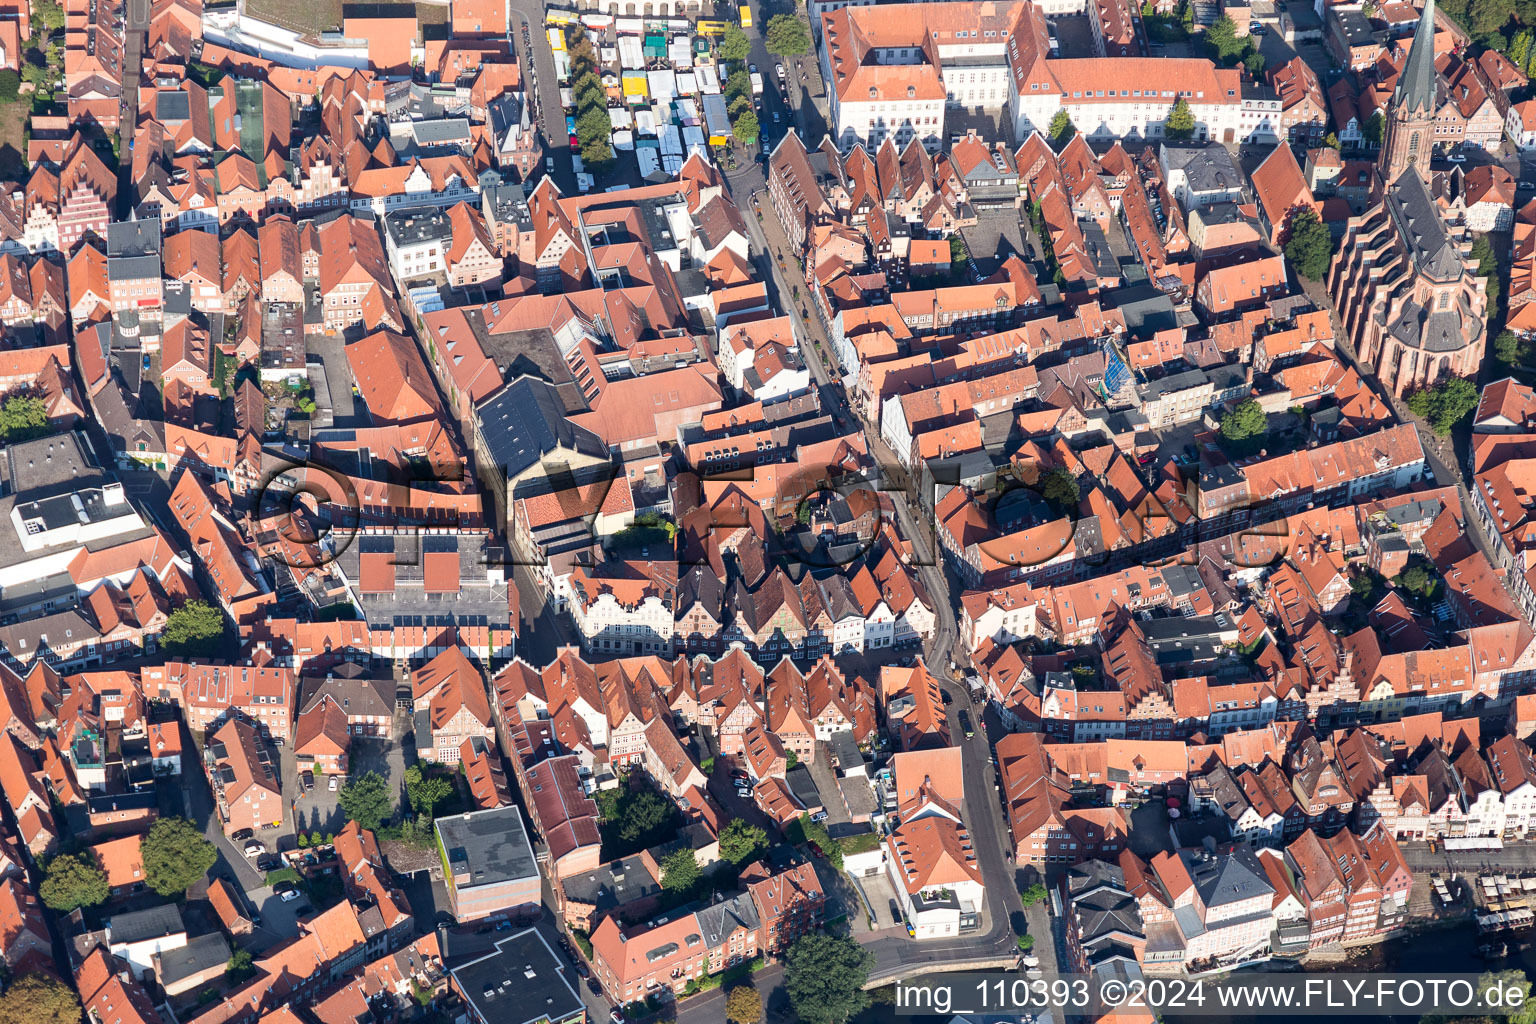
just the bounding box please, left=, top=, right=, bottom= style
left=1378, top=0, right=1439, bottom=186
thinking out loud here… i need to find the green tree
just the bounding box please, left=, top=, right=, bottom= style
left=226, top=949, right=254, bottom=981
left=576, top=107, right=611, bottom=146
left=1397, top=563, right=1438, bottom=598
left=0, top=68, right=19, bottom=103
left=1165, top=97, right=1196, bottom=140
left=1363, top=111, right=1384, bottom=145
left=572, top=71, right=604, bottom=110
left=161, top=599, right=227, bottom=658
left=580, top=138, right=614, bottom=174
left=1283, top=207, right=1333, bottom=280
left=1243, top=50, right=1266, bottom=77
left=764, top=14, right=811, bottom=56
left=1017, top=933, right=1036, bottom=951
left=1205, top=15, right=1248, bottom=62
left=733, top=107, right=761, bottom=145
left=32, top=0, right=65, bottom=32
left=725, top=70, right=753, bottom=105
left=0, top=972, right=82, bottom=1024
left=21, top=60, right=50, bottom=93
left=1038, top=467, right=1080, bottom=509
left=784, top=934, right=875, bottom=1024
left=141, top=816, right=218, bottom=897
left=1324, top=130, right=1340, bottom=150
left=1047, top=109, right=1074, bottom=144
left=617, top=788, right=673, bottom=844
left=0, top=394, right=50, bottom=442
left=404, top=765, right=453, bottom=818
left=721, top=24, right=752, bottom=63
left=726, top=985, right=763, bottom=1024
left=661, top=846, right=700, bottom=892
left=338, top=771, right=394, bottom=832
left=1351, top=568, right=1385, bottom=604
left=719, top=819, right=769, bottom=867
left=1513, top=27, right=1534, bottom=67
left=1019, top=882, right=1048, bottom=906
left=1408, top=376, right=1480, bottom=437
left=39, top=850, right=109, bottom=911
left=1219, top=397, right=1268, bottom=453
left=1497, top=329, right=1531, bottom=367
left=1473, top=234, right=1502, bottom=307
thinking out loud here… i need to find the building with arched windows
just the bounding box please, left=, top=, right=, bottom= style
left=1326, top=0, right=1487, bottom=398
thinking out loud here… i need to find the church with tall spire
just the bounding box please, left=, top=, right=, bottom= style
left=1326, top=0, right=1487, bottom=398
left=1377, top=0, right=1440, bottom=187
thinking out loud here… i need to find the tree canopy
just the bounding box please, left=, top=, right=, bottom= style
left=784, top=934, right=875, bottom=1024
left=719, top=819, right=769, bottom=867
left=733, top=107, right=761, bottom=145
left=1038, top=467, right=1080, bottom=510
left=161, top=600, right=227, bottom=658
left=1165, top=97, right=1196, bottom=140
left=141, top=816, right=218, bottom=897
left=1047, top=109, right=1074, bottom=144
left=0, top=973, right=82, bottom=1024
left=726, top=986, right=763, bottom=1024
left=0, top=394, right=51, bottom=443
left=661, top=847, right=700, bottom=892
left=1363, top=111, right=1384, bottom=145
left=1397, top=560, right=1440, bottom=599
left=597, top=783, right=680, bottom=858
left=1407, top=376, right=1479, bottom=437
left=764, top=14, right=811, bottom=55
left=721, top=24, right=752, bottom=62
left=338, top=771, right=394, bottom=832
left=39, top=850, right=109, bottom=911
left=1283, top=208, right=1333, bottom=281
left=404, top=765, right=452, bottom=819
left=1218, top=398, right=1268, bottom=454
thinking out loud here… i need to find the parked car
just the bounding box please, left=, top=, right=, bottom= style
left=244, top=842, right=264, bottom=858
left=959, top=709, right=975, bottom=738
left=278, top=887, right=302, bottom=903
left=610, top=1010, right=625, bottom=1024
left=300, top=771, right=314, bottom=792
left=328, top=776, right=339, bottom=792
left=776, top=63, right=785, bottom=78
left=941, top=688, right=953, bottom=706
left=810, top=810, right=829, bottom=823
left=231, top=828, right=254, bottom=842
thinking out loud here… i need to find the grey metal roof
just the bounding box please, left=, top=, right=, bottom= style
left=107, top=254, right=161, bottom=282
left=436, top=806, right=539, bottom=890
left=694, top=891, right=760, bottom=948
left=155, top=932, right=231, bottom=986
left=109, top=904, right=186, bottom=945
left=1160, top=143, right=1243, bottom=196
left=559, top=854, right=661, bottom=907
left=107, top=219, right=162, bottom=258
left=383, top=207, right=453, bottom=247
left=476, top=376, right=609, bottom=484
left=1386, top=169, right=1467, bottom=282
left=413, top=117, right=473, bottom=146
left=449, top=928, right=584, bottom=1024
left=155, top=90, right=191, bottom=122
left=1179, top=845, right=1275, bottom=908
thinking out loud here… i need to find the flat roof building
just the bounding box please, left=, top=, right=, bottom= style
left=436, top=806, right=541, bottom=922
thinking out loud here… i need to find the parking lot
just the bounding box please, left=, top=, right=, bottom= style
left=279, top=733, right=408, bottom=845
